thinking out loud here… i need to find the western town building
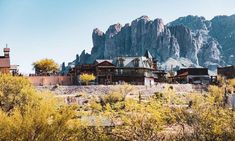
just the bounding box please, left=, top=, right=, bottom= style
left=0, top=47, right=10, bottom=74
left=174, top=68, right=210, bottom=84
left=0, top=46, right=20, bottom=75
left=217, top=66, right=235, bottom=79
left=62, top=51, right=166, bottom=85
left=98, top=55, right=156, bottom=85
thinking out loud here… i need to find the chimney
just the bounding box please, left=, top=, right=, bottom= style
left=4, top=44, right=10, bottom=58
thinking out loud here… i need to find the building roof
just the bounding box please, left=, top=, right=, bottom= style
left=144, top=50, right=153, bottom=59
left=218, top=65, right=235, bottom=70
left=0, top=58, right=10, bottom=68
left=113, top=56, right=153, bottom=69
left=95, top=59, right=113, bottom=64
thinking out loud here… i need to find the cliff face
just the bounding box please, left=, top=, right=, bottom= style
left=169, top=15, right=235, bottom=69
left=209, top=15, right=235, bottom=65
left=103, top=16, right=180, bottom=63
left=76, top=15, right=235, bottom=71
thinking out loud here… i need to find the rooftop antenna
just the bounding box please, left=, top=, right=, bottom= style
left=6, top=44, right=8, bottom=48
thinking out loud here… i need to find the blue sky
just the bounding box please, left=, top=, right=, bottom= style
left=0, top=0, right=235, bottom=74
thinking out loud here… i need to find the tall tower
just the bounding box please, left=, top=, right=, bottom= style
left=4, top=44, right=10, bottom=58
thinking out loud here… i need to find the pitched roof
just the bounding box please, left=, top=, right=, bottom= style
left=144, top=50, right=153, bottom=59
left=95, top=59, right=113, bottom=64
left=0, top=58, right=10, bottom=68
left=113, top=56, right=153, bottom=69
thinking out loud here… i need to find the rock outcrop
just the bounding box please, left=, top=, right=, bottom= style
left=209, top=15, right=235, bottom=65
left=73, top=14, right=235, bottom=71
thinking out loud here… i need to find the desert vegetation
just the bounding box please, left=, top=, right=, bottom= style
left=1, top=74, right=235, bottom=141
left=32, top=58, right=59, bottom=75
left=79, top=73, right=96, bottom=85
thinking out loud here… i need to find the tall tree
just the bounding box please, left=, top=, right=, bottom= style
left=33, top=59, right=59, bottom=75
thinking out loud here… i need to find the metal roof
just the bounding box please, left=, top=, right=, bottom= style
left=113, top=56, right=152, bottom=69
left=95, top=59, right=113, bottom=64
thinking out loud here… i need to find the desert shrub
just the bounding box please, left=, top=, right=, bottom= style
left=89, top=100, right=103, bottom=113
left=228, top=78, right=235, bottom=91
left=112, top=83, right=134, bottom=100
left=154, top=92, right=163, bottom=100
left=217, top=75, right=226, bottom=86
left=103, top=92, right=124, bottom=105
left=172, top=91, right=235, bottom=141
left=169, top=85, right=174, bottom=90
left=0, top=75, right=83, bottom=141
left=80, top=73, right=96, bottom=85
left=111, top=100, right=167, bottom=141
left=208, top=85, right=224, bottom=105
left=0, top=74, right=34, bottom=113
left=161, top=88, right=186, bottom=105
left=229, top=78, right=235, bottom=87
left=2, top=75, right=235, bottom=141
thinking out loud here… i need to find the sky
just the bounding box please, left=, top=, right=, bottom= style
left=0, top=0, right=235, bottom=74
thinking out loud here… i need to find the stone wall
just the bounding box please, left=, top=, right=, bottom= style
left=27, top=76, right=73, bottom=86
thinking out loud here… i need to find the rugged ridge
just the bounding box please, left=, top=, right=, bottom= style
left=74, top=15, right=235, bottom=71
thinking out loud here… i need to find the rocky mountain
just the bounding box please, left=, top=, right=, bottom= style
left=73, top=15, right=235, bottom=71
left=169, top=15, right=235, bottom=69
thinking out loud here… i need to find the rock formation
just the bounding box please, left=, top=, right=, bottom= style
left=70, top=14, right=235, bottom=71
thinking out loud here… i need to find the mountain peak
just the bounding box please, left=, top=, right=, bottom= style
left=75, top=14, right=235, bottom=71
left=93, top=28, right=104, bottom=36
left=169, top=15, right=209, bottom=31
left=138, top=15, right=150, bottom=21
left=106, top=23, right=122, bottom=38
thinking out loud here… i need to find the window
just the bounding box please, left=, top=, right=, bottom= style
left=115, top=69, right=118, bottom=74
left=133, top=58, right=140, bottom=67
left=120, top=69, right=123, bottom=74
left=118, top=58, right=125, bottom=67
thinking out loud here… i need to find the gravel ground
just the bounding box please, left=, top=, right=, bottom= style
left=36, top=83, right=196, bottom=96
left=35, top=84, right=208, bottom=105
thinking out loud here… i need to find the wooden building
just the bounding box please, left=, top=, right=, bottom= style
left=95, top=60, right=115, bottom=85
left=111, top=54, right=156, bottom=85
left=74, top=60, right=115, bottom=85
left=218, top=66, right=235, bottom=79
left=63, top=51, right=167, bottom=85
left=72, top=51, right=160, bottom=85
left=0, top=47, right=10, bottom=74
left=153, top=70, right=167, bottom=82
left=175, top=68, right=210, bottom=84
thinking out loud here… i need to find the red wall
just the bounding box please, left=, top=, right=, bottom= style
left=27, top=76, right=73, bottom=86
